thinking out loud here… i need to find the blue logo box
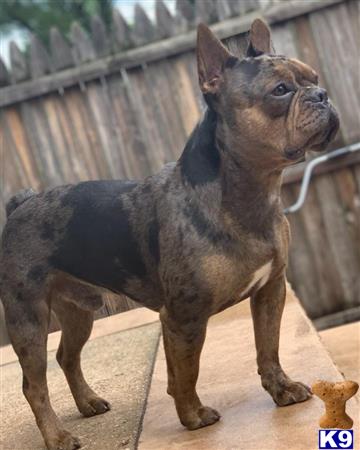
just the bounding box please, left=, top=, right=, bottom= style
left=319, top=430, right=353, bottom=449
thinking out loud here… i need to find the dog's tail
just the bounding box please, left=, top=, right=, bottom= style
left=6, top=189, right=36, bottom=218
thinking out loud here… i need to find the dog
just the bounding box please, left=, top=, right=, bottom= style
left=0, top=19, right=339, bottom=450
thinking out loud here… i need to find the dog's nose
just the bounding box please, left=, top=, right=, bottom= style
left=308, top=87, right=328, bottom=103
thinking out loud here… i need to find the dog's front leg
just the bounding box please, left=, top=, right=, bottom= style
left=160, top=308, right=220, bottom=430
left=250, top=275, right=312, bottom=406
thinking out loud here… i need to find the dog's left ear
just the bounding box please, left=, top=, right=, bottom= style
left=246, top=18, right=273, bottom=57
left=197, top=23, right=233, bottom=95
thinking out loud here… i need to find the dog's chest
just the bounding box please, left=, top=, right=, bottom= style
left=240, top=260, right=273, bottom=295
left=200, top=254, right=274, bottom=311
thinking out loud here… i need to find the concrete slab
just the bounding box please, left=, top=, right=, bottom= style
left=139, top=286, right=359, bottom=450
left=320, top=321, right=360, bottom=381
left=0, top=322, right=160, bottom=450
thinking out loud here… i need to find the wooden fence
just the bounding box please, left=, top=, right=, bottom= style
left=0, top=0, right=359, bottom=343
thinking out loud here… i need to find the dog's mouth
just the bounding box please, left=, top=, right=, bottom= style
left=284, top=104, right=339, bottom=162
left=308, top=105, right=339, bottom=152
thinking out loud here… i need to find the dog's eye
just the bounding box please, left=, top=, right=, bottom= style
left=272, top=83, right=289, bottom=96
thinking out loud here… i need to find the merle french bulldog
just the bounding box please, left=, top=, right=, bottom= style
left=0, top=19, right=339, bottom=450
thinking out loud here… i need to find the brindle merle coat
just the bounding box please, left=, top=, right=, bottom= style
left=0, top=19, right=339, bottom=450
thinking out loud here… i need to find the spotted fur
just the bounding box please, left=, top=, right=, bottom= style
left=0, top=19, right=338, bottom=450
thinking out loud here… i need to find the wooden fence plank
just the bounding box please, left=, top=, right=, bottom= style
left=3, top=108, right=41, bottom=190
left=73, top=87, right=111, bottom=180
left=145, top=58, right=188, bottom=161
left=9, top=41, right=28, bottom=83
left=130, top=68, right=167, bottom=172
left=139, top=63, right=180, bottom=163
left=29, top=34, right=52, bottom=78
left=333, top=168, right=360, bottom=265
left=19, top=102, right=51, bottom=186
left=315, top=174, right=360, bottom=308
left=176, top=0, right=195, bottom=24
left=1, top=113, right=26, bottom=198
left=91, top=76, right=131, bottom=179
left=133, top=4, right=157, bottom=47
left=346, top=0, right=360, bottom=42
left=271, top=21, right=299, bottom=58
left=53, top=91, right=93, bottom=182
left=215, top=0, right=233, bottom=21
left=31, top=100, right=67, bottom=184
left=120, top=67, right=159, bottom=175
left=85, top=80, right=125, bottom=178
left=0, top=57, right=10, bottom=87
left=42, top=96, right=78, bottom=184
left=156, top=0, right=176, bottom=39
left=112, top=9, right=132, bottom=51
left=282, top=185, right=322, bottom=312
left=235, top=0, right=261, bottom=16
left=2, top=120, right=29, bottom=190
left=105, top=75, right=139, bottom=179
left=91, top=15, right=109, bottom=58
left=71, top=22, right=96, bottom=65
left=180, top=51, right=202, bottom=101
left=64, top=87, right=104, bottom=180
left=195, top=0, right=219, bottom=24
left=114, top=70, right=149, bottom=178
left=50, top=27, right=74, bottom=71
left=171, top=57, right=201, bottom=136
left=289, top=181, right=344, bottom=316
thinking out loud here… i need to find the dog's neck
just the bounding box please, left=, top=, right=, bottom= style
left=217, top=116, right=283, bottom=221
left=179, top=108, right=283, bottom=234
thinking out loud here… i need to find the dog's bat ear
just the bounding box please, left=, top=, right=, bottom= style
left=246, top=18, right=273, bottom=57
left=196, top=23, right=233, bottom=94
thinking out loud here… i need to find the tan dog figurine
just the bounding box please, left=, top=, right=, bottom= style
left=312, top=380, right=359, bottom=429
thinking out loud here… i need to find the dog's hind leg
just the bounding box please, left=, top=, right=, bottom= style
left=2, top=288, right=81, bottom=450
left=52, top=296, right=110, bottom=417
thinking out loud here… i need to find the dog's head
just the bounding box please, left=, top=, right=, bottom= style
left=196, top=20, right=339, bottom=166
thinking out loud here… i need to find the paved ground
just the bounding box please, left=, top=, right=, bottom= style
left=1, top=322, right=160, bottom=450
left=320, top=322, right=360, bottom=381
left=1, top=287, right=358, bottom=450
left=140, top=287, right=359, bottom=450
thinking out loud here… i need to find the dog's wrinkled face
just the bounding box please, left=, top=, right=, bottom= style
left=221, top=55, right=339, bottom=164
left=197, top=20, right=339, bottom=166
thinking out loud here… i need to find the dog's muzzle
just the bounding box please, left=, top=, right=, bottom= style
left=285, top=93, right=339, bottom=161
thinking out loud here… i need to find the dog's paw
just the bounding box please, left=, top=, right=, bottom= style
left=271, top=380, right=312, bottom=406
left=78, top=395, right=111, bottom=417
left=46, top=430, right=81, bottom=450
left=182, top=406, right=221, bottom=430
left=198, top=406, right=221, bottom=426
